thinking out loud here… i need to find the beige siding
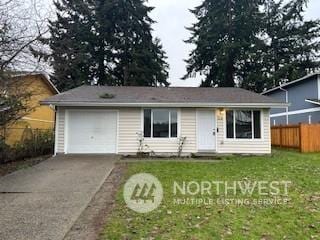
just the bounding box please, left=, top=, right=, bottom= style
left=216, top=109, right=271, bottom=154
left=55, top=107, right=65, bottom=154
left=118, top=108, right=197, bottom=155
left=54, top=107, right=271, bottom=155
left=180, top=108, right=197, bottom=152
left=118, top=108, right=141, bottom=153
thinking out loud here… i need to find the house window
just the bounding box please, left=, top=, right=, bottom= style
left=143, top=109, right=178, bottom=138
left=235, top=110, right=252, bottom=139
left=170, top=111, right=178, bottom=137
left=226, top=110, right=234, bottom=138
left=253, top=111, right=261, bottom=138
left=143, top=109, right=152, bottom=137
left=226, top=110, right=261, bottom=139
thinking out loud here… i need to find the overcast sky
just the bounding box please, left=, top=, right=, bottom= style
left=147, top=0, right=320, bottom=87
left=41, top=0, right=320, bottom=87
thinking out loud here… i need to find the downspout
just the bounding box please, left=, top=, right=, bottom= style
left=318, top=74, right=320, bottom=100
left=279, top=86, right=289, bottom=125
left=49, top=104, right=57, bottom=156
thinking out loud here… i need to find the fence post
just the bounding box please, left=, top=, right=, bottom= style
left=279, top=125, right=283, bottom=148
left=299, top=123, right=304, bottom=153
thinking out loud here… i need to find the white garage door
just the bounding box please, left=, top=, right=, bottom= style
left=66, top=110, right=117, bottom=154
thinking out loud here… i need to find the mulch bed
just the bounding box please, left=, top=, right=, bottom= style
left=63, top=163, right=128, bottom=240
left=0, top=155, right=51, bottom=177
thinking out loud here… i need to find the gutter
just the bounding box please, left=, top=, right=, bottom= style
left=40, top=101, right=289, bottom=108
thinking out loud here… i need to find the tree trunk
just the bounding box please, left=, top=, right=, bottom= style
left=224, top=52, right=235, bottom=87
left=123, top=65, right=129, bottom=86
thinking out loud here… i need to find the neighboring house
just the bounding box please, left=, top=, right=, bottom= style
left=5, top=72, right=59, bottom=145
left=42, top=86, right=286, bottom=156
left=262, top=73, right=320, bottom=126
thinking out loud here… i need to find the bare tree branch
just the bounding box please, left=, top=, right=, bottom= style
left=0, top=29, right=48, bottom=71
left=0, top=0, right=51, bottom=128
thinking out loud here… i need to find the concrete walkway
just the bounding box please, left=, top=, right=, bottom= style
left=0, top=155, right=117, bottom=240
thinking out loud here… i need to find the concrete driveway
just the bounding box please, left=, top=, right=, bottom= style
left=0, top=155, right=117, bottom=240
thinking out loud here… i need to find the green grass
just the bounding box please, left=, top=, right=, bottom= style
left=102, top=149, right=320, bottom=239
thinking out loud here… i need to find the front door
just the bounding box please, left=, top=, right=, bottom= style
left=197, top=110, right=216, bottom=151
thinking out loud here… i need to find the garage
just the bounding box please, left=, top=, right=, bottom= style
left=66, top=110, right=117, bottom=154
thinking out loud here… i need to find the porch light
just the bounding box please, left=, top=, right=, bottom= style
left=217, top=108, right=225, bottom=120
left=219, top=108, right=225, bottom=115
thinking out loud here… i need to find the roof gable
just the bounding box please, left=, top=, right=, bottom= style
left=12, top=72, right=59, bottom=95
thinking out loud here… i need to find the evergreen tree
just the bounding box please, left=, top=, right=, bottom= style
left=185, top=0, right=320, bottom=92
left=94, top=0, right=117, bottom=86
left=261, top=0, right=320, bottom=90
left=46, top=0, right=169, bottom=91
left=98, top=0, right=169, bottom=86
left=183, top=0, right=263, bottom=87
left=241, top=0, right=320, bottom=92
left=48, top=0, right=96, bottom=91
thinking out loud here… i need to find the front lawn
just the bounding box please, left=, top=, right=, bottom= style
left=102, top=150, right=320, bottom=239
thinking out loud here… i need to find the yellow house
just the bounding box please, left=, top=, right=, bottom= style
left=5, top=72, right=59, bottom=145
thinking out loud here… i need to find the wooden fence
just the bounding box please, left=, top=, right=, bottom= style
left=271, top=124, right=320, bottom=153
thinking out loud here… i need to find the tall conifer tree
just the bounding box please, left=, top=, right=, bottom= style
left=46, top=0, right=169, bottom=91
left=262, top=0, right=320, bottom=89
left=103, top=0, right=169, bottom=86
left=183, top=0, right=263, bottom=88
left=185, top=0, right=320, bottom=92
left=48, top=0, right=96, bottom=91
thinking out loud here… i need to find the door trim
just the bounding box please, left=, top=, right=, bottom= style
left=64, top=109, right=119, bottom=154
left=196, top=109, right=217, bottom=152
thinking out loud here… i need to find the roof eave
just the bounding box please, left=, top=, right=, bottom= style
left=305, top=99, right=320, bottom=105
left=262, top=73, right=320, bottom=95
left=41, top=101, right=289, bottom=108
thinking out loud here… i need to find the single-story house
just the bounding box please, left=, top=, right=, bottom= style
left=42, top=86, right=286, bottom=156
left=262, top=73, right=320, bottom=126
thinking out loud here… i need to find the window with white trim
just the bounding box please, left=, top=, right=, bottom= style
left=143, top=109, right=178, bottom=138
left=226, top=110, right=261, bottom=139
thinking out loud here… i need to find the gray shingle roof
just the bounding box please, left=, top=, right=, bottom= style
left=41, top=86, right=286, bottom=107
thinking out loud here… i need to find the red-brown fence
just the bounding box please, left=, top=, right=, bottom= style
left=271, top=123, right=320, bottom=153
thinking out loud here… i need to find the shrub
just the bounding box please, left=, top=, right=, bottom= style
left=0, top=129, right=54, bottom=163
left=13, top=129, right=54, bottom=160
left=0, top=136, right=10, bottom=163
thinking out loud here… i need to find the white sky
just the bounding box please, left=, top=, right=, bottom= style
left=147, top=0, right=320, bottom=87
left=41, top=0, right=320, bottom=87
